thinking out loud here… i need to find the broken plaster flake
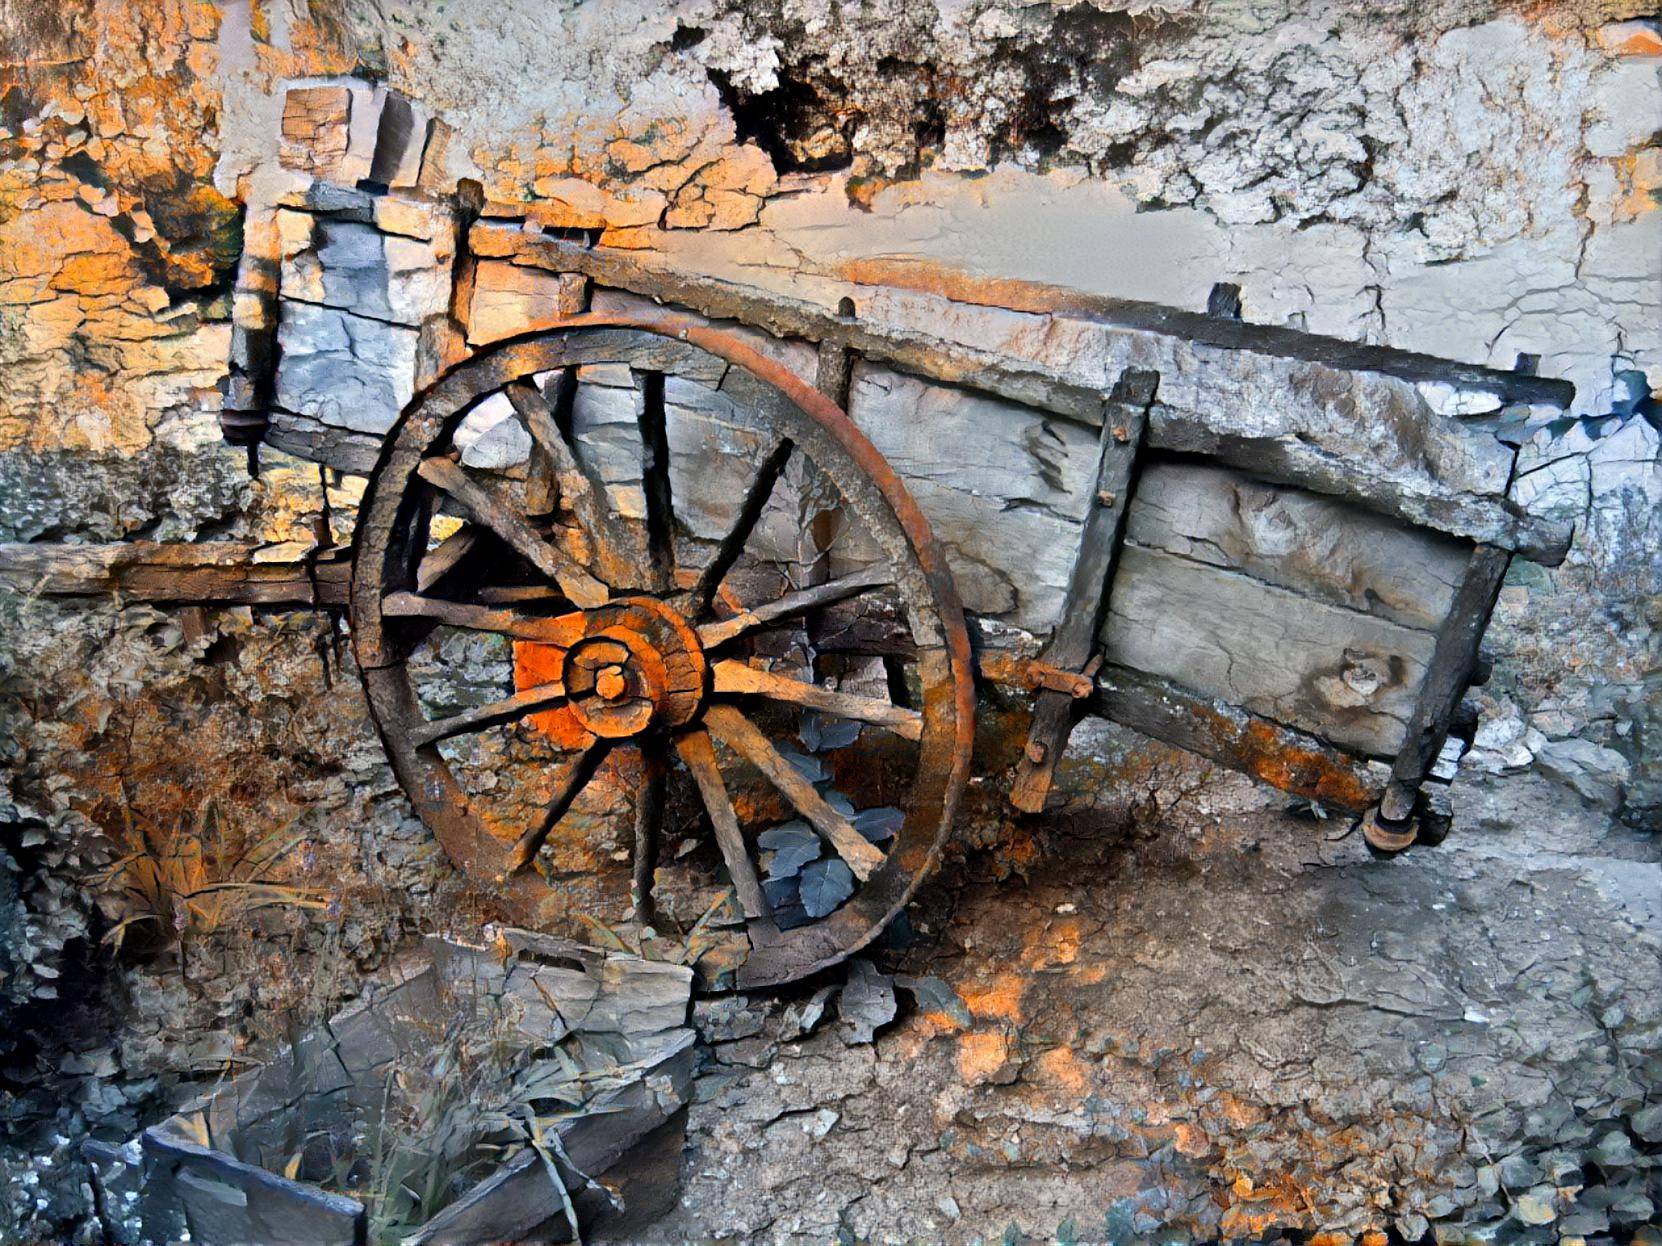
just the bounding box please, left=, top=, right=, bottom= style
left=454, top=391, right=530, bottom=469
left=1510, top=453, right=1591, bottom=523
left=1584, top=59, right=1662, bottom=159
left=274, top=301, right=418, bottom=435
left=838, top=959, right=897, bottom=1045
left=1416, top=381, right=1504, bottom=418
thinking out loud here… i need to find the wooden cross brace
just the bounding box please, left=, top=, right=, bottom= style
left=1010, top=367, right=1160, bottom=813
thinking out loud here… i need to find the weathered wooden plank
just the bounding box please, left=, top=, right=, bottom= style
left=472, top=232, right=1573, bottom=562
left=265, top=406, right=383, bottom=475
left=473, top=228, right=1108, bottom=422
left=1378, top=544, right=1512, bottom=822
left=0, top=542, right=350, bottom=607
left=835, top=257, right=1573, bottom=406
left=1145, top=415, right=1568, bottom=565
left=1011, top=368, right=1158, bottom=812
left=1126, top=459, right=1471, bottom=632
left=845, top=362, right=1101, bottom=635
left=1101, top=543, right=1437, bottom=756
left=1090, top=663, right=1389, bottom=813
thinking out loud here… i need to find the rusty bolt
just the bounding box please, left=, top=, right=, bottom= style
left=1112, top=425, right=1130, bottom=443
left=1096, top=489, right=1117, bottom=507
left=1025, top=740, right=1047, bottom=764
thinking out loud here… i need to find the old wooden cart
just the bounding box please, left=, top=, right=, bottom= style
left=2, top=163, right=1574, bottom=990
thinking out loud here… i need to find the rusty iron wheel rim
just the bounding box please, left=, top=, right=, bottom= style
left=349, top=314, right=975, bottom=989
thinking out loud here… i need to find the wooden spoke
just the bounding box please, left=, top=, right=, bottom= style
left=696, top=566, right=893, bottom=649
left=710, top=659, right=923, bottom=741
left=674, top=729, right=770, bottom=919
left=416, top=526, right=480, bottom=592
left=383, top=591, right=587, bottom=645
left=505, top=740, right=613, bottom=876
left=633, top=739, right=667, bottom=924
left=636, top=371, right=675, bottom=592
left=476, top=584, right=567, bottom=605
left=702, top=704, right=885, bottom=881
left=410, top=680, right=568, bottom=748
left=688, top=438, right=793, bottom=617
left=417, top=456, right=608, bottom=609
left=505, top=378, right=639, bottom=589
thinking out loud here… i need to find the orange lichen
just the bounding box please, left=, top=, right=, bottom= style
left=960, top=970, right=1026, bottom=1022
left=1031, top=1046, right=1089, bottom=1093
left=957, top=1030, right=1014, bottom=1083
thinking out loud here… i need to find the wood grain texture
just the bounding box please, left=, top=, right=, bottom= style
left=1126, top=459, right=1470, bottom=632
left=1101, top=543, right=1436, bottom=755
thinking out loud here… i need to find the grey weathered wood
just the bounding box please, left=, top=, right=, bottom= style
left=846, top=362, right=1102, bottom=633
left=264, top=406, right=383, bottom=474
left=635, top=370, right=675, bottom=591
left=1090, top=663, right=1389, bottom=813
left=124, top=933, right=696, bottom=1246
left=1102, top=543, right=1438, bottom=756
left=1379, top=544, right=1512, bottom=821
left=0, top=541, right=350, bottom=607
left=473, top=231, right=1573, bottom=563
left=508, top=375, right=642, bottom=589
left=674, top=728, right=771, bottom=920
left=1145, top=413, right=1568, bottom=565
left=416, top=455, right=609, bottom=608
left=1125, top=460, right=1471, bottom=632
left=1011, top=368, right=1157, bottom=812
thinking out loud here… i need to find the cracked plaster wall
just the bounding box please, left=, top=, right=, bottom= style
left=0, top=0, right=1659, bottom=1241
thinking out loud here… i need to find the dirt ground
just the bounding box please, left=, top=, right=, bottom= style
left=620, top=721, right=1661, bottom=1244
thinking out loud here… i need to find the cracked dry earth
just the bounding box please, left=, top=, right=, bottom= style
left=622, top=726, right=1661, bottom=1244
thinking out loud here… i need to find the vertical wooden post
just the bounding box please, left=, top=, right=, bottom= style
left=1374, top=543, right=1512, bottom=830
left=1009, top=368, right=1159, bottom=813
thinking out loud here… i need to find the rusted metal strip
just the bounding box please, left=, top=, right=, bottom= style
left=1011, top=368, right=1158, bottom=812
left=1377, top=543, right=1512, bottom=824
left=1090, top=663, right=1388, bottom=813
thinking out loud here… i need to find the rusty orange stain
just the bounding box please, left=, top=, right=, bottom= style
left=957, top=1031, right=1013, bottom=1083
left=1031, top=1046, right=1088, bottom=1093
left=1021, top=915, right=1082, bottom=969
left=960, top=971, right=1026, bottom=1022
left=1173, top=1121, right=1212, bottom=1157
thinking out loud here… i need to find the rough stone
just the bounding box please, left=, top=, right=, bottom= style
left=1535, top=737, right=1632, bottom=810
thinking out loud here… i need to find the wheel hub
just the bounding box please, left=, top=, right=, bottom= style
left=528, top=596, right=708, bottom=742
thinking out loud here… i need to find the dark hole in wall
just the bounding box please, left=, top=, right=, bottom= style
left=706, top=62, right=856, bottom=174
left=990, top=6, right=1139, bottom=164
left=1, top=83, right=34, bottom=130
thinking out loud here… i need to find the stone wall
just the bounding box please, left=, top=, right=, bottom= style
left=0, top=1, right=1657, bottom=1241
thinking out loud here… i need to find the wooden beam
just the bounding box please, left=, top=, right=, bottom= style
left=1089, top=663, right=1388, bottom=814
left=1011, top=369, right=1157, bottom=812
left=1377, top=543, right=1512, bottom=823
left=0, top=542, right=350, bottom=607
left=474, top=231, right=1572, bottom=564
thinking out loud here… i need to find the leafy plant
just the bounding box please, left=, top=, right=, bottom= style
left=270, top=982, right=641, bottom=1245
left=87, top=797, right=324, bottom=958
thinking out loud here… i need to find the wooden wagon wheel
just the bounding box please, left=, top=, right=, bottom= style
left=350, top=314, right=974, bottom=988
